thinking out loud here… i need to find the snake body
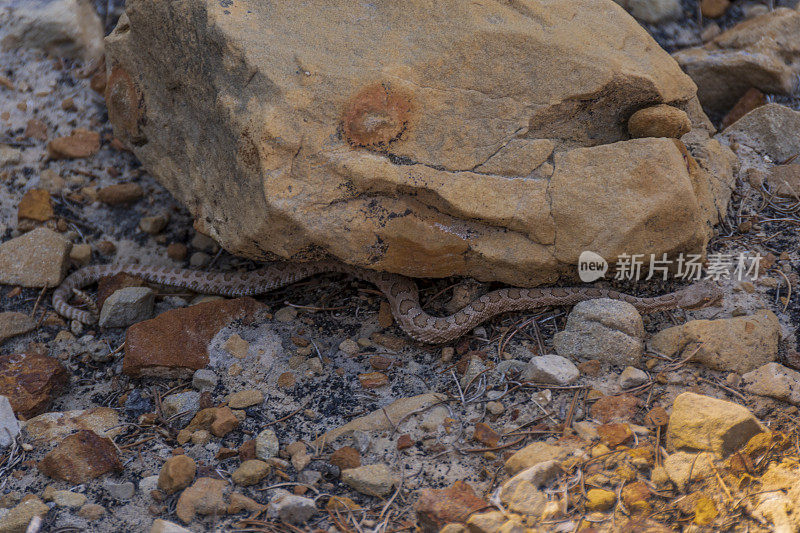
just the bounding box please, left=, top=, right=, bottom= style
left=52, top=261, right=723, bottom=344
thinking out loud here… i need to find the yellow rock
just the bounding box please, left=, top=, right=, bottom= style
left=585, top=489, right=616, bottom=512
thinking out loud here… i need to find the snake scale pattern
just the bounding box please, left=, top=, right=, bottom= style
left=53, top=261, right=723, bottom=343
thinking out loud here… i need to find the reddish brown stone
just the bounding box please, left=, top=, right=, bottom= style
left=329, top=446, right=361, bottom=470
left=96, top=272, right=146, bottom=310
left=276, top=372, right=296, bottom=389
left=644, top=406, right=670, bottom=427
left=216, top=447, right=238, bottom=461
left=18, top=189, right=54, bottom=222
left=397, top=434, right=415, bottom=450
left=97, top=183, right=144, bottom=205
left=166, top=242, right=188, bottom=261
left=24, top=118, right=48, bottom=141
left=183, top=407, right=240, bottom=438
left=123, top=297, right=266, bottom=377
left=621, top=482, right=651, bottom=512
left=47, top=128, right=100, bottom=159
left=721, top=88, right=766, bottom=130
left=590, top=394, right=639, bottom=423
left=414, top=480, right=490, bottom=532
left=38, top=430, right=122, bottom=483
left=358, top=371, right=389, bottom=389
left=378, top=301, right=394, bottom=328
left=369, top=355, right=401, bottom=370
left=577, top=359, right=602, bottom=376
left=238, top=439, right=256, bottom=461
left=597, top=423, right=633, bottom=448
left=0, top=353, right=69, bottom=418
left=473, top=423, right=500, bottom=447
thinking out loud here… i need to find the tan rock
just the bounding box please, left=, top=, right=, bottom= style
left=150, top=520, right=193, bottom=533
left=175, top=477, right=229, bottom=524
left=313, top=393, right=445, bottom=447
left=742, top=363, right=800, bottom=405
left=718, top=103, right=800, bottom=163
left=227, top=389, right=263, bottom=409
left=628, top=105, right=691, bottom=139
left=231, top=459, right=270, bottom=486
left=504, top=442, right=570, bottom=476
left=700, top=0, right=730, bottom=18
left=763, top=164, right=800, bottom=198
left=47, top=128, right=100, bottom=159
left=666, top=392, right=765, bottom=456
left=24, top=119, right=48, bottom=141
left=0, top=497, right=49, bottom=533
left=674, top=8, right=800, bottom=114
left=663, top=451, right=715, bottom=490
left=341, top=464, right=397, bottom=497
left=105, top=0, right=732, bottom=285
left=0, top=227, right=71, bottom=288
left=649, top=310, right=780, bottom=374
left=23, top=407, right=120, bottom=443
left=329, top=446, right=360, bottom=471
left=97, top=182, right=144, bottom=205
left=17, top=189, right=53, bottom=222
left=158, top=455, right=196, bottom=494
left=0, top=313, right=35, bottom=345
left=465, top=511, right=508, bottom=533
left=38, top=430, right=123, bottom=483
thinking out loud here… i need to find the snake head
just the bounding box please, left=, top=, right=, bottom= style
left=676, top=280, right=724, bottom=310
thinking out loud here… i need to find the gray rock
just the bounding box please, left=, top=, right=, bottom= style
left=1, top=0, right=105, bottom=62
left=742, top=363, right=800, bottom=405
left=192, top=369, right=218, bottom=392
left=255, top=428, right=279, bottom=460
left=341, top=464, right=398, bottom=497
left=553, top=298, right=644, bottom=366
left=273, top=306, right=297, bottom=322
left=50, top=490, right=87, bottom=508
left=139, top=475, right=160, bottom=498
left=627, top=0, right=682, bottom=24
left=103, top=480, right=136, bottom=500
left=267, top=491, right=317, bottom=525
left=0, top=227, right=71, bottom=288
left=618, top=366, right=649, bottom=389
left=0, top=396, right=21, bottom=448
left=521, top=354, right=580, bottom=385
left=98, top=286, right=155, bottom=328
left=674, top=9, right=800, bottom=115
left=190, top=232, right=218, bottom=252
left=161, top=391, right=201, bottom=426
left=188, top=252, right=210, bottom=268
left=139, top=213, right=169, bottom=235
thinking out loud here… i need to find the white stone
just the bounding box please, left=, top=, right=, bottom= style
left=255, top=428, right=279, bottom=460
left=150, top=519, right=194, bottom=533
left=267, top=492, right=317, bottom=525
left=0, top=396, right=20, bottom=448
left=2, top=0, right=105, bottom=62
left=0, top=146, right=21, bottom=167
left=192, top=369, right=218, bottom=392
left=522, top=354, right=580, bottom=385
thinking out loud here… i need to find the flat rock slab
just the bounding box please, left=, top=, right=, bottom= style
left=0, top=227, right=71, bottom=288
left=105, top=0, right=735, bottom=285
left=648, top=309, right=780, bottom=374
left=0, top=312, right=36, bottom=345
left=123, top=297, right=267, bottom=378
left=38, top=429, right=123, bottom=483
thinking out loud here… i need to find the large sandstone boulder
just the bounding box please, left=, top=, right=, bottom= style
left=104, top=0, right=736, bottom=285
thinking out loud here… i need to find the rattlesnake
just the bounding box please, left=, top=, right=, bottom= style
left=52, top=261, right=723, bottom=344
